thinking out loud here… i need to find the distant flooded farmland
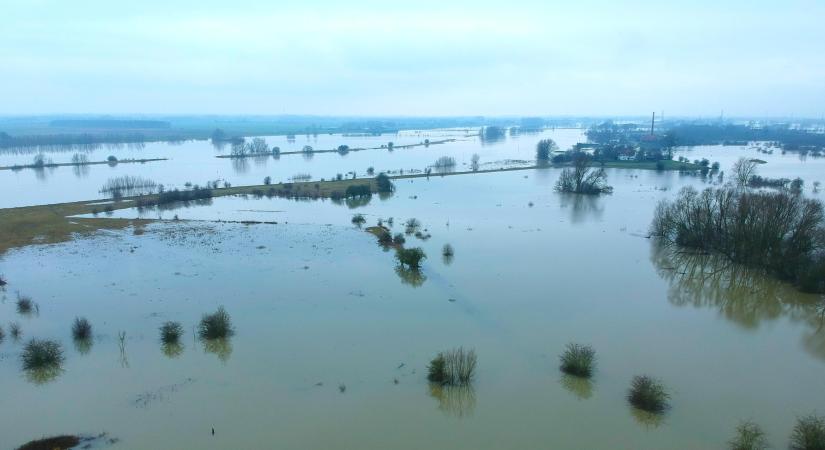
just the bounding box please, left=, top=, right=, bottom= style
left=1, top=139, right=823, bottom=448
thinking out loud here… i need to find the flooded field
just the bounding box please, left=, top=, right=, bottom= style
left=1, top=138, right=824, bottom=448
left=0, top=128, right=585, bottom=208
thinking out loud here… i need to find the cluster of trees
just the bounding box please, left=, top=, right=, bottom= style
left=479, top=126, right=506, bottom=143
left=665, top=123, right=825, bottom=149
left=554, top=154, right=613, bottom=195
left=229, top=137, right=279, bottom=157
left=651, top=186, right=825, bottom=293
left=536, top=139, right=558, bottom=161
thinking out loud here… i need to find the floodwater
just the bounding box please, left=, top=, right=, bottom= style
left=1, top=133, right=824, bottom=449
left=0, top=128, right=583, bottom=208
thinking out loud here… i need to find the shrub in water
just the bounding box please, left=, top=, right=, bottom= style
left=71, top=317, right=92, bottom=340
left=198, top=306, right=234, bottom=340
left=790, top=414, right=825, bottom=450
left=628, top=375, right=670, bottom=413
left=728, top=421, right=768, bottom=450
left=21, top=339, right=64, bottom=371
left=160, top=321, right=184, bottom=345
left=351, top=214, right=366, bottom=226
left=393, top=233, right=406, bottom=245
left=396, top=247, right=426, bottom=269
left=16, top=293, right=34, bottom=314
left=559, top=343, right=596, bottom=378
left=10, top=322, right=22, bottom=340
left=427, top=347, right=477, bottom=386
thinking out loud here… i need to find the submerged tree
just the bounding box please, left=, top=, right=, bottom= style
left=555, top=154, right=613, bottom=194
left=732, top=157, right=759, bottom=187
left=536, top=138, right=558, bottom=162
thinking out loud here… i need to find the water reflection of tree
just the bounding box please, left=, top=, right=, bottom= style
left=630, top=407, right=666, bottom=429
left=162, top=342, right=184, bottom=359
left=202, top=337, right=232, bottom=362
left=560, top=374, right=593, bottom=400
left=231, top=157, right=249, bottom=174
left=72, top=164, right=90, bottom=178
left=395, top=266, right=426, bottom=287
left=73, top=337, right=93, bottom=355
left=429, top=383, right=476, bottom=418
left=559, top=193, right=603, bottom=223
left=24, top=365, right=64, bottom=385
left=651, top=243, right=825, bottom=360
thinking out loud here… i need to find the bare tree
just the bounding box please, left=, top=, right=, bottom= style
left=471, top=153, right=480, bottom=171
left=732, top=157, right=758, bottom=187
left=555, top=154, right=612, bottom=194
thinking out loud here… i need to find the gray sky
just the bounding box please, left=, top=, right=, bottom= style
left=2, top=0, right=824, bottom=117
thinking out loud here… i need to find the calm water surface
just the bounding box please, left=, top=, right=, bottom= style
left=0, top=135, right=824, bottom=449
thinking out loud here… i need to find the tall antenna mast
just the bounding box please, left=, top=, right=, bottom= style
left=650, top=112, right=655, bottom=135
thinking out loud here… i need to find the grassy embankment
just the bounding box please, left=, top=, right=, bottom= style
left=0, top=160, right=699, bottom=255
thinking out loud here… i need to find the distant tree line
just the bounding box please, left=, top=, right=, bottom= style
left=665, top=124, right=825, bottom=149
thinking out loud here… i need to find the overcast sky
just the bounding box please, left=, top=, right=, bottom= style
left=2, top=0, right=824, bottom=117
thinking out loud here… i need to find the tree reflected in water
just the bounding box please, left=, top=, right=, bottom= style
left=630, top=406, right=666, bottom=429
left=651, top=243, right=825, bottom=360
left=202, top=337, right=233, bottom=363
left=559, top=193, right=603, bottom=223
left=559, top=374, right=594, bottom=400
left=395, top=266, right=426, bottom=287
left=162, top=342, right=184, bottom=359
left=428, top=383, right=476, bottom=418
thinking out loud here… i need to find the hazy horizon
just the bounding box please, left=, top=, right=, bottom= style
left=3, top=0, right=824, bottom=117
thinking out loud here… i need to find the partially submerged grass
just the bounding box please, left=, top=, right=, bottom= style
left=427, top=347, right=477, bottom=386
left=160, top=321, right=184, bottom=344
left=790, top=414, right=825, bottom=450
left=728, top=421, right=769, bottom=450
left=559, top=343, right=596, bottom=378
left=198, top=306, right=234, bottom=340
left=628, top=375, right=670, bottom=413
left=10, top=322, right=22, bottom=340
left=21, top=339, right=65, bottom=383
left=71, top=317, right=92, bottom=340
left=16, top=293, right=34, bottom=314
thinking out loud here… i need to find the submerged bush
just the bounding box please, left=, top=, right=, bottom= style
left=198, top=306, right=234, bottom=340
left=160, top=321, right=184, bottom=345
left=393, top=233, right=406, bottom=245
left=351, top=214, right=366, bottom=226
left=628, top=375, right=670, bottom=413
left=71, top=317, right=92, bottom=340
left=790, top=415, right=825, bottom=450
left=442, top=244, right=454, bottom=257
left=0, top=325, right=4, bottom=343
left=559, top=343, right=596, bottom=378
left=21, top=339, right=64, bottom=371
left=427, top=347, right=477, bottom=386
left=396, top=247, right=426, bottom=269
left=10, top=322, right=22, bottom=340
left=728, top=421, right=768, bottom=450
left=16, top=293, right=34, bottom=314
